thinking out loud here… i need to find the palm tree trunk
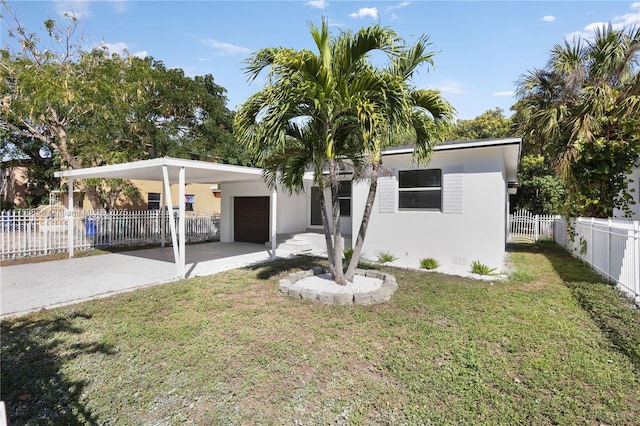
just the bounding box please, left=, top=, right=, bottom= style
left=331, top=185, right=346, bottom=285
left=345, top=163, right=379, bottom=281
left=319, top=188, right=335, bottom=270
left=328, top=159, right=347, bottom=285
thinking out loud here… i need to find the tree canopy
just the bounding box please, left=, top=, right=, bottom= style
left=1, top=11, right=243, bottom=209
left=449, top=108, right=514, bottom=141
left=514, top=25, right=640, bottom=218
left=234, top=19, right=452, bottom=284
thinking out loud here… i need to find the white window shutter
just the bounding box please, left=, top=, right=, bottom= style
left=378, top=176, right=397, bottom=213
left=442, top=167, right=463, bottom=214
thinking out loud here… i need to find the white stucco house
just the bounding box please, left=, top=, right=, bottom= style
left=614, top=159, right=640, bottom=220
left=55, top=137, right=521, bottom=277
left=221, top=137, right=522, bottom=272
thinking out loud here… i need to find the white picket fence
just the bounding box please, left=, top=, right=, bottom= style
left=1, top=208, right=220, bottom=260
left=508, top=210, right=558, bottom=242
left=554, top=217, right=640, bottom=303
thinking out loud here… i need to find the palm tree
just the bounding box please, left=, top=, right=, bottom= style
left=234, top=19, right=452, bottom=284
left=514, top=25, right=640, bottom=217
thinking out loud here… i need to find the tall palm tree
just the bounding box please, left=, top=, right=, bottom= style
left=234, top=19, right=452, bottom=284
left=514, top=25, right=640, bottom=217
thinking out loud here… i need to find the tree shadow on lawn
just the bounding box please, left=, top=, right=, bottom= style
left=243, top=255, right=326, bottom=280
left=244, top=254, right=383, bottom=281
left=1, top=310, right=116, bottom=425
left=508, top=241, right=640, bottom=370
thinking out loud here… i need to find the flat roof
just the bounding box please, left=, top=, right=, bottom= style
left=382, top=137, right=522, bottom=183
left=382, top=137, right=522, bottom=156
left=54, top=157, right=264, bottom=184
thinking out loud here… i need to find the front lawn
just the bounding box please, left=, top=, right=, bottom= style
left=1, top=243, right=639, bottom=424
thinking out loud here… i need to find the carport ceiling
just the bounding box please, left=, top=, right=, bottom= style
left=54, top=157, right=264, bottom=184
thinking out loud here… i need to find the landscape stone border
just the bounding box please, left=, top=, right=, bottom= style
left=278, top=266, right=398, bottom=305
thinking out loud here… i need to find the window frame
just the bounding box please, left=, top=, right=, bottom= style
left=147, top=192, right=161, bottom=210
left=337, top=181, right=351, bottom=217
left=397, top=169, right=442, bottom=211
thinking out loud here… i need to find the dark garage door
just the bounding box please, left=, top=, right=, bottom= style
left=234, top=197, right=270, bottom=244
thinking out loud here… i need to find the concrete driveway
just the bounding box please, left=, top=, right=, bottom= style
left=1, top=242, right=295, bottom=319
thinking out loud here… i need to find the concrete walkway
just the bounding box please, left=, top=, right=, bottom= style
left=1, top=242, right=296, bottom=319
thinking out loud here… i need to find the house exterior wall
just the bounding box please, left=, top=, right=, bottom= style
left=219, top=181, right=307, bottom=243
left=1, top=165, right=29, bottom=208
left=220, top=144, right=513, bottom=270
left=613, top=161, right=640, bottom=220
left=58, top=180, right=221, bottom=212
left=303, top=180, right=352, bottom=236
left=352, top=147, right=509, bottom=270
left=125, top=180, right=221, bottom=213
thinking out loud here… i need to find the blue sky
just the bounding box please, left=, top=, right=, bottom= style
left=2, top=1, right=639, bottom=120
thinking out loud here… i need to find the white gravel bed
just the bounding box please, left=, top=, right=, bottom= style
left=291, top=273, right=383, bottom=293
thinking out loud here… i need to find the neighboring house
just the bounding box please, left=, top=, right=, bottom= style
left=221, top=138, right=521, bottom=271
left=56, top=179, right=221, bottom=213
left=1, top=159, right=49, bottom=209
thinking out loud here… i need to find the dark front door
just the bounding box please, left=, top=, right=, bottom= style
left=234, top=197, right=270, bottom=244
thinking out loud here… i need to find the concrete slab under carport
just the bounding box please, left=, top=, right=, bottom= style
left=0, top=242, right=297, bottom=319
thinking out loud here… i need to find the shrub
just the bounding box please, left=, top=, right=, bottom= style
left=343, top=248, right=354, bottom=265
left=420, top=258, right=439, bottom=270
left=377, top=251, right=397, bottom=264
left=470, top=260, right=497, bottom=275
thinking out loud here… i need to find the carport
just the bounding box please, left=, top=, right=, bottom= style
left=54, top=157, right=278, bottom=278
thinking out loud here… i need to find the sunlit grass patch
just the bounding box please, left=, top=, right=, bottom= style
left=2, top=244, right=639, bottom=424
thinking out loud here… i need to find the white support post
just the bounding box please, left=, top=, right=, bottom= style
left=178, top=167, right=186, bottom=278
left=271, top=187, right=277, bottom=260
left=160, top=182, right=166, bottom=248
left=162, top=166, right=180, bottom=277
left=67, top=178, right=74, bottom=258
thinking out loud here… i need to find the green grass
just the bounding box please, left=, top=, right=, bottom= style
left=2, top=243, right=639, bottom=424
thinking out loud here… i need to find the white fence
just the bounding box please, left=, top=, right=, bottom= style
left=554, top=217, right=640, bottom=302
left=1, top=208, right=220, bottom=260
left=508, top=210, right=558, bottom=242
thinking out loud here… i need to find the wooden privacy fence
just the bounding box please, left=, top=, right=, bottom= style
left=1, top=208, right=220, bottom=260
left=508, top=210, right=558, bottom=242
left=554, top=217, right=640, bottom=303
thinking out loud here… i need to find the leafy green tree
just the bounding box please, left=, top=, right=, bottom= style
left=449, top=108, right=514, bottom=140
left=1, top=11, right=239, bottom=209
left=514, top=25, right=640, bottom=218
left=511, top=154, right=565, bottom=214
left=235, top=19, right=452, bottom=284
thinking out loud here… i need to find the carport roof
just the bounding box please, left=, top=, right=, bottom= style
left=54, top=157, right=264, bottom=184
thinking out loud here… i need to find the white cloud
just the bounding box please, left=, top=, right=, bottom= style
left=492, top=91, right=514, bottom=97
left=541, top=15, right=556, bottom=23
left=349, top=7, right=378, bottom=19
left=387, top=1, right=410, bottom=11
left=306, top=0, right=328, bottom=9
left=327, top=18, right=347, bottom=28
left=54, top=0, right=91, bottom=19
left=566, top=3, right=640, bottom=41
left=99, top=42, right=146, bottom=58
left=202, top=39, right=252, bottom=56
left=109, top=0, right=128, bottom=13
left=427, top=79, right=469, bottom=95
